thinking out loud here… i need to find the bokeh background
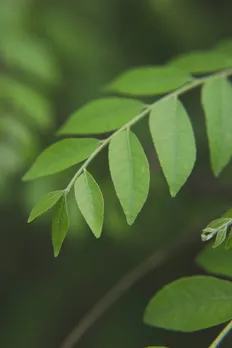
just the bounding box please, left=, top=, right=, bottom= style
left=1, top=0, right=232, bottom=347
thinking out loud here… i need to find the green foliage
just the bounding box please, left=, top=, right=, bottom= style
left=201, top=77, right=232, bottom=176
left=28, top=190, right=64, bottom=222
left=0, top=76, right=53, bottom=130
left=52, top=195, right=69, bottom=257
left=201, top=218, right=232, bottom=248
left=144, top=276, right=232, bottom=332
left=197, top=244, right=232, bottom=278
left=1, top=34, right=59, bottom=84
left=23, top=138, right=100, bottom=181
left=149, top=97, right=196, bottom=196
left=214, top=40, right=232, bottom=56
left=24, top=47, right=232, bottom=256
left=169, top=50, right=232, bottom=73
left=109, top=130, right=150, bottom=225
left=74, top=170, right=104, bottom=238
left=8, top=3, right=232, bottom=347
left=106, top=66, right=192, bottom=96
left=58, top=98, right=145, bottom=135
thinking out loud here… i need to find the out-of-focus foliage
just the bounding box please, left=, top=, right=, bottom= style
left=0, top=0, right=58, bottom=202
left=2, top=0, right=232, bottom=348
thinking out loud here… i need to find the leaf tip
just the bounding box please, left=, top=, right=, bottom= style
left=126, top=216, right=135, bottom=226
left=27, top=216, right=33, bottom=223
left=102, top=82, right=113, bottom=93
left=55, top=126, right=64, bottom=136
left=170, top=189, right=178, bottom=198
left=92, top=227, right=103, bottom=239
left=53, top=248, right=60, bottom=258
left=213, top=168, right=221, bottom=178
left=22, top=173, right=29, bottom=182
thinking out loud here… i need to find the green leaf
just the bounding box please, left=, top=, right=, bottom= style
left=222, top=208, right=232, bottom=218
left=201, top=218, right=232, bottom=242
left=0, top=76, right=53, bottom=130
left=201, top=77, right=232, bottom=176
left=74, top=171, right=104, bottom=238
left=58, top=98, right=145, bottom=135
left=144, top=276, right=232, bottom=332
left=149, top=97, right=196, bottom=196
left=106, top=66, right=193, bottom=96
left=1, top=34, right=59, bottom=84
left=196, top=245, right=232, bottom=278
left=28, top=190, right=64, bottom=223
left=215, top=40, right=232, bottom=56
left=169, top=50, right=232, bottom=74
left=23, top=138, right=99, bottom=181
left=52, top=195, right=69, bottom=257
left=109, top=130, right=150, bottom=225
left=205, top=218, right=232, bottom=230
left=213, top=225, right=228, bottom=248
left=225, top=229, right=232, bottom=249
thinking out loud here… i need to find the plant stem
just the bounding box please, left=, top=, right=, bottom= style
left=65, top=67, right=232, bottom=193
left=209, top=320, right=232, bottom=348
left=60, top=226, right=198, bottom=348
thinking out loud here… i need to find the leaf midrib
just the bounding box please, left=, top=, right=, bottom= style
left=84, top=172, right=96, bottom=226
left=126, top=131, right=135, bottom=223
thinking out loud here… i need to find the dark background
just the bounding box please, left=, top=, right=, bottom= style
left=1, top=0, right=232, bottom=347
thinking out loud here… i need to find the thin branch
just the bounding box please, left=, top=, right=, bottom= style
left=60, top=228, right=198, bottom=348
left=209, top=320, right=232, bottom=348
left=65, top=67, right=232, bottom=193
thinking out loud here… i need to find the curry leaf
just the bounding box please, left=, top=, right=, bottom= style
left=213, top=225, right=228, bottom=248
left=201, top=77, right=232, bottom=176
left=74, top=171, right=104, bottom=238
left=109, top=130, right=150, bottom=225
left=58, top=98, right=145, bottom=135
left=28, top=190, right=64, bottom=222
left=52, top=195, right=69, bottom=257
left=149, top=97, right=196, bottom=196
left=23, top=138, right=99, bottom=181
left=196, top=244, right=232, bottom=278
left=106, top=66, right=192, bottom=96
left=144, top=276, right=232, bottom=332
left=169, top=50, right=232, bottom=74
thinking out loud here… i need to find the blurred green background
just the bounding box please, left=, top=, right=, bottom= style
left=1, top=0, right=232, bottom=347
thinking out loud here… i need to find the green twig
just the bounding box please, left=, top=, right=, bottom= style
left=209, top=320, right=232, bottom=348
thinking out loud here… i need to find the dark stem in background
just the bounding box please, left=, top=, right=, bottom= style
left=60, top=228, right=199, bottom=348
